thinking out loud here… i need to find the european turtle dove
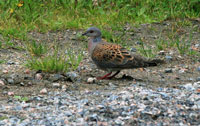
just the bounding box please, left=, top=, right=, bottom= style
left=82, top=27, right=164, bottom=80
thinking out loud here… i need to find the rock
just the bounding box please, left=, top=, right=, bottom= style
left=165, top=55, right=172, bottom=61
left=183, top=83, right=195, bottom=91
left=73, top=31, right=76, bottom=35
left=195, top=44, right=199, bottom=47
left=130, top=48, right=137, bottom=52
left=2, top=70, right=8, bottom=74
left=20, top=82, right=25, bottom=86
left=52, top=83, right=61, bottom=88
left=0, top=80, right=5, bottom=86
left=158, top=50, right=165, bottom=55
left=62, top=85, right=67, bottom=91
left=24, top=69, right=30, bottom=74
left=179, top=69, right=186, bottom=74
left=50, top=74, right=64, bottom=82
left=197, top=67, right=200, bottom=72
left=35, top=73, right=42, bottom=80
left=40, top=88, right=47, bottom=94
left=7, top=61, right=15, bottom=65
left=65, top=72, right=79, bottom=82
left=115, top=117, right=124, bottom=125
left=8, top=92, right=14, bottom=96
left=135, top=41, right=142, bottom=45
left=87, top=77, right=96, bottom=83
left=87, top=114, right=98, bottom=121
left=165, top=68, right=173, bottom=73
left=196, top=77, right=200, bottom=81
left=7, top=78, right=14, bottom=84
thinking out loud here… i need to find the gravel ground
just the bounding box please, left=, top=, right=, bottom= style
left=0, top=81, right=200, bottom=126
left=0, top=20, right=200, bottom=126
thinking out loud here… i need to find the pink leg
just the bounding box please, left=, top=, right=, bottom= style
left=96, top=72, right=112, bottom=80
left=106, top=71, right=120, bottom=79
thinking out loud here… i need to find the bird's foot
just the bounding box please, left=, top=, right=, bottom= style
left=96, top=76, right=114, bottom=80
left=96, top=71, right=120, bottom=80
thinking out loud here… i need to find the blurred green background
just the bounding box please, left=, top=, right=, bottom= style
left=0, top=0, right=199, bottom=39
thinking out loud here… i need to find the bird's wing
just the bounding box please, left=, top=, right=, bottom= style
left=91, top=42, right=137, bottom=69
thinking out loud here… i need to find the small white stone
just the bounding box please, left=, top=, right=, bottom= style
left=35, top=73, right=42, bottom=80
left=8, top=92, right=14, bottom=96
left=2, top=70, right=8, bottom=74
left=52, top=83, right=60, bottom=88
left=62, top=85, right=67, bottom=90
left=73, top=31, right=76, bottom=35
left=0, top=80, right=5, bottom=86
left=40, top=88, right=47, bottom=94
left=158, top=50, right=165, bottom=55
left=87, top=77, right=96, bottom=83
left=179, top=69, right=185, bottom=73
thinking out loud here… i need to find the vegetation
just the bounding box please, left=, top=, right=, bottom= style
left=26, top=47, right=83, bottom=73
left=0, top=0, right=199, bottom=72
left=0, top=0, right=199, bottom=38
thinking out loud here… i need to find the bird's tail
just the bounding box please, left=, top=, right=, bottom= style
left=144, top=58, right=165, bottom=67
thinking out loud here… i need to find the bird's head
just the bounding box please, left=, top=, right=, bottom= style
left=82, top=27, right=101, bottom=38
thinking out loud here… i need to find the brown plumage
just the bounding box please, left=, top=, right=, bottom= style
left=82, top=27, right=164, bottom=80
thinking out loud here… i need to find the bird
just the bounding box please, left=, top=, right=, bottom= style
left=82, top=27, right=164, bottom=80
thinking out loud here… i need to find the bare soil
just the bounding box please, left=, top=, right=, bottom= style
left=0, top=20, right=200, bottom=101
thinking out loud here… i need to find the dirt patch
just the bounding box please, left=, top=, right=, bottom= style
left=0, top=20, right=200, bottom=100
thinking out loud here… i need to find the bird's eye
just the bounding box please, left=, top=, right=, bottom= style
left=90, top=31, right=94, bottom=33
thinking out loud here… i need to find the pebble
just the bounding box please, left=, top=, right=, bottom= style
left=35, top=73, right=42, bottom=80
left=158, top=50, right=165, bottom=55
left=0, top=82, right=200, bottom=125
left=7, top=61, right=15, bottom=65
left=130, top=48, right=137, bottom=52
left=87, top=77, right=96, bottom=83
left=0, top=80, right=5, bottom=86
left=2, top=69, right=8, bottom=74
left=195, top=44, right=199, bottom=47
left=8, top=92, right=14, bottom=96
left=51, top=74, right=64, bottom=81
left=65, top=72, right=79, bottom=82
left=182, top=83, right=195, bottom=91
left=165, top=68, right=173, bottom=73
left=7, top=78, right=14, bottom=84
left=62, top=85, right=67, bottom=91
left=165, top=55, right=172, bottom=61
left=52, top=83, right=61, bottom=88
left=40, top=88, right=47, bottom=94
left=24, top=69, right=30, bottom=74
left=197, top=66, right=200, bottom=72
left=179, top=69, right=185, bottom=74
left=135, top=41, right=142, bottom=45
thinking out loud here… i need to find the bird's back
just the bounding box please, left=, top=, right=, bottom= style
left=91, top=42, right=164, bottom=71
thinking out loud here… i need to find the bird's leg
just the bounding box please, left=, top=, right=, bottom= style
left=106, top=71, right=120, bottom=79
left=96, top=72, right=112, bottom=80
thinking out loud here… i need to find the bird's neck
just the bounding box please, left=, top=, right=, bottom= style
left=88, top=36, right=101, bottom=55
left=91, top=36, right=101, bottom=43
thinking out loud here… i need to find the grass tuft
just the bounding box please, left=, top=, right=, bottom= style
left=26, top=41, right=47, bottom=57
left=26, top=49, right=83, bottom=73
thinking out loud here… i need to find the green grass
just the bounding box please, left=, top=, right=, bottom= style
left=0, top=0, right=199, bottom=39
left=0, top=116, right=8, bottom=121
left=137, top=41, right=156, bottom=58
left=26, top=40, right=47, bottom=57
left=26, top=49, right=83, bottom=73
left=14, top=95, right=29, bottom=102
left=0, top=60, right=6, bottom=64
left=0, top=0, right=199, bottom=72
